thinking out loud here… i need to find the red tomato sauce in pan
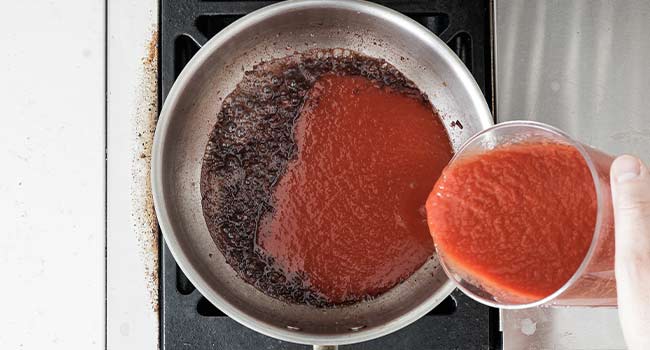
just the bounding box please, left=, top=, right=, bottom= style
left=426, top=143, right=597, bottom=300
left=258, top=75, right=453, bottom=303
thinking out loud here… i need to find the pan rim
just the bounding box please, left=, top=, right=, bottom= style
left=152, top=0, right=490, bottom=345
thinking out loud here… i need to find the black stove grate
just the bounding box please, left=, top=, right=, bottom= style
left=160, top=1, right=499, bottom=349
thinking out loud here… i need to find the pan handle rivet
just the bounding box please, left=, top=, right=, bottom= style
left=286, top=325, right=301, bottom=331
left=348, top=325, right=366, bottom=332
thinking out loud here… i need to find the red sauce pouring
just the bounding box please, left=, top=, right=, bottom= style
left=258, top=74, right=453, bottom=303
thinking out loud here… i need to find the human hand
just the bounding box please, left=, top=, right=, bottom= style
left=611, top=155, right=650, bottom=350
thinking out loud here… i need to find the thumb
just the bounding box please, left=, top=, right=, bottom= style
left=610, top=154, right=650, bottom=350
left=611, top=155, right=650, bottom=255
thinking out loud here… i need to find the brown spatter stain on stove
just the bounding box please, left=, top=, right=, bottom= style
left=450, top=120, right=464, bottom=129
left=144, top=30, right=158, bottom=66
left=201, top=49, right=451, bottom=307
left=132, top=27, right=160, bottom=313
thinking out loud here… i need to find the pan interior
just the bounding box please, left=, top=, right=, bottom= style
left=155, top=0, right=492, bottom=345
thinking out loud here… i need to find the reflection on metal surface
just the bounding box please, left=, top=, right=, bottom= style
left=496, top=0, right=650, bottom=161
left=501, top=308, right=625, bottom=350
left=496, top=0, right=650, bottom=349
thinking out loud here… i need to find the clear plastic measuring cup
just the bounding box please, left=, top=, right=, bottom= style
left=433, top=121, right=616, bottom=308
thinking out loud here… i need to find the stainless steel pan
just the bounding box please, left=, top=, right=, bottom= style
left=152, top=0, right=492, bottom=346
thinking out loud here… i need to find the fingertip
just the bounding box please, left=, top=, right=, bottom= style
left=611, top=155, right=644, bottom=184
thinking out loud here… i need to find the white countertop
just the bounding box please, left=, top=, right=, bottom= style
left=1, top=0, right=163, bottom=347
left=0, top=1, right=105, bottom=349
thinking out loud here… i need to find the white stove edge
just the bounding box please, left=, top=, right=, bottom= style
left=107, top=0, right=159, bottom=349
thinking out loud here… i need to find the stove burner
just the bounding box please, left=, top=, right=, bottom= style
left=160, top=1, right=499, bottom=349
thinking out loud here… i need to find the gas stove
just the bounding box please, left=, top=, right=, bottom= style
left=106, top=1, right=646, bottom=349
left=159, top=1, right=498, bottom=349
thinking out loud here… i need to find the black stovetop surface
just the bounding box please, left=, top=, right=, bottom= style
left=159, top=1, right=499, bottom=349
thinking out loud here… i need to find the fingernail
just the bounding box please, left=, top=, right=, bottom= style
left=612, top=155, right=641, bottom=183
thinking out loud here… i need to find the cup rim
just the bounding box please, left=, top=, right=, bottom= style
left=438, top=120, right=606, bottom=309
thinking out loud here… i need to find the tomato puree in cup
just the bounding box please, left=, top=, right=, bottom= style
left=426, top=142, right=602, bottom=301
